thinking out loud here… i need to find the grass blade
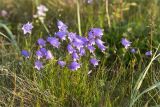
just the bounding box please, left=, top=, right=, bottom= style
left=0, top=23, right=20, bottom=52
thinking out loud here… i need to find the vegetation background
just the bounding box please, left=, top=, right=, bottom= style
left=0, top=0, right=160, bottom=107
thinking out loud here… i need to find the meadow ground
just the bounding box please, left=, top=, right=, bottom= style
left=0, top=0, right=160, bottom=107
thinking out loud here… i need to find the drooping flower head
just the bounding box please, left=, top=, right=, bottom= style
left=67, top=44, right=75, bottom=54
left=88, top=38, right=95, bottom=45
left=72, top=52, right=79, bottom=61
left=121, top=38, right=131, bottom=49
left=47, top=37, right=60, bottom=48
left=87, top=45, right=95, bottom=53
left=79, top=48, right=85, bottom=56
left=21, top=50, right=30, bottom=58
left=37, top=38, right=46, bottom=47
left=58, top=60, right=66, bottom=67
left=57, top=20, right=68, bottom=32
left=35, top=60, right=43, bottom=70
left=69, top=61, right=80, bottom=71
left=40, top=48, right=47, bottom=55
left=68, top=32, right=76, bottom=42
left=90, top=58, right=99, bottom=67
left=130, top=48, right=136, bottom=53
left=145, top=51, right=152, bottom=56
left=46, top=50, right=53, bottom=60
left=80, top=37, right=88, bottom=46
left=95, top=39, right=106, bottom=52
left=36, top=50, right=44, bottom=59
left=55, top=31, right=67, bottom=41
left=22, top=22, right=33, bottom=34
left=88, top=28, right=103, bottom=39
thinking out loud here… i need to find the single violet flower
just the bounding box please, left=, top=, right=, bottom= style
left=47, top=37, right=60, bottom=48
left=37, top=38, right=46, bottom=47
left=58, top=60, right=66, bottom=67
left=40, top=48, right=47, bottom=55
left=22, top=22, right=33, bottom=34
left=121, top=38, right=131, bottom=49
left=55, top=31, right=67, bottom=41
left=46, top=50, right=53, bottom=60
left=95, top=39, right=106, bottom=52
left=69, top=61, right=80, bottom=71
left=87, top=45, right=95, bottom=53
left=80, top=37, right=88, bottom=46
left=90, top=58, right=99, bottom=67
left=145, top=51, right=152, bottom=56
left=67, top=44, right=75, bottom=54
left=68, top=32, right=76, bottom=42
left=79, top=48, right=85, bottom=56
left=36, top=50, right=44, bottom=59
left=72, top=37, right=84, bottom=50
left=35, top=60, right=43, bottom=70
left=88, top=28, right=103, bottom=39
left=72, top=52, right=79, bottom=61
left=57, top=20, right=68, bottom=32
left=88, top=38, right=95, bottom=45
left=130, top=48, right=136, bottom=53
left=21, top=50, right=30, bottom=58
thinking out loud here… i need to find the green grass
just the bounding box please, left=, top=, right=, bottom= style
left=0, top=0, right=160, bottom=107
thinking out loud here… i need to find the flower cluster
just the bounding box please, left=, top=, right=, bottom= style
left=21, top=20, right=106, bottom=71
left=21, top=5, right=153, bottom=71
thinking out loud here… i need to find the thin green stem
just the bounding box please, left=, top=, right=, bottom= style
left=76, top=0, right=82, bottom=36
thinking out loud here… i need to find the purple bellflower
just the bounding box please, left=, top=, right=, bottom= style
left=40, top=48, right=47, bottom=55
left=36, top=50, right=44, bottom=59
left=67, top=44, right=75, bottom=54
left=72, top=52, right=79, bottom=61
left=35, top=60, right=43, bottom=70
left=121, top=38, right=131, bottom=49
left=37, top=38, right=46, bottom=47
left=68, top=32, right=76, bottom=42
left=90, top=58, right=99, bottom=67
left=130, top=48, right=136, bottom=53
left=88, top=28, right=103, bottom=39
left=72, top=37, right=84, bottom=50
left=58, top=60, right=66, bottom=67
left=21, top=50, right=30, bottom=58
left=47, top=37, right=60, bottom=48
left=55, top=31, right=67, bottom=41
left=57, top=20, right=68, bottom=32
left=95, top=39, right=106, bottom=52
left=87, top=45, right=95, bottom=53
left=69, top=61, right=80, bottom=71
left=22, top=22, right=33, bottom=34
left=79, top=48, right=85, bottom=56
left=46, top=50, right=53, bottom=60
left=145, top=51, right=152, bottom=56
